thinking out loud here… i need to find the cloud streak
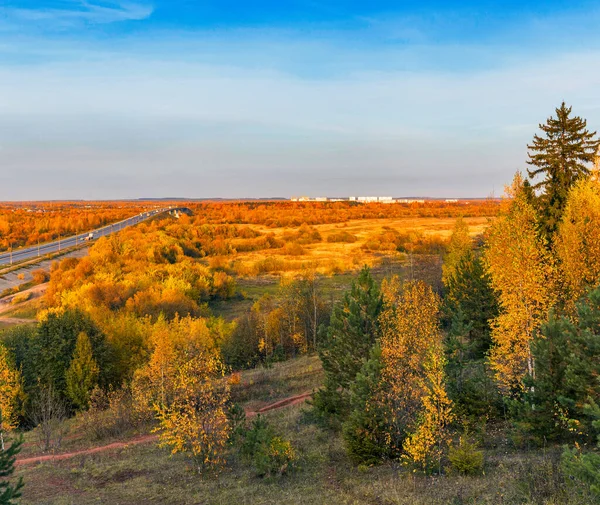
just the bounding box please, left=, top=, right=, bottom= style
left=0, top=1, right=153, bottom=27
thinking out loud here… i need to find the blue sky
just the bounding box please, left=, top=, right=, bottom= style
left=1, top=1, right=600, bottom=199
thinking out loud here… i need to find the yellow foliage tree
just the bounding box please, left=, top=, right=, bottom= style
left=132, top=315, right=216, bottom=413
left=131, top=315, right=231, bottom=472
left=154, top=353, right=230, bottom=472
left=377, top=279, right=453, bottom=466
left=403, top=344, right=454, bottom=472
left=0, top=344, right=22, bottom=451
left=555, top=176, right=600, bottom=301
left=484, top=173, right=555, bottom=393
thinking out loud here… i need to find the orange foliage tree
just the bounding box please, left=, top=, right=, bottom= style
left=484, top=174, right=556, bottom=394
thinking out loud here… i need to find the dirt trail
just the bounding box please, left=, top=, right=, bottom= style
left=16, top=391, right=313, bottom=467
left=0, top=317, right=36, bottom=325
left=16, top=435, right=157, bottom=467
left=0, top=283, right=47, bottom=315
left=247, top=391, right=313, bottom=418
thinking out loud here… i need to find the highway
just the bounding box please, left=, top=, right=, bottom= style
left=0, top=208, right=171, bottom=267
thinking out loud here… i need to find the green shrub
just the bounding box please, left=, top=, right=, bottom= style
left=253, top=436, right=296, bottom=477
left=239, top=415, right=297, bottom=477
left=561, top=403, right=600, bottom=502
left=562, top=446, right=600, bottom=502
left=448, top=437, right=484, bottom=475
left=227, top=403, right=247, bottom=444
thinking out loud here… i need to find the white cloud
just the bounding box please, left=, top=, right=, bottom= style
left=0, top=1, right=153, bottom=26
left=1, top=8, right=600, bottom=199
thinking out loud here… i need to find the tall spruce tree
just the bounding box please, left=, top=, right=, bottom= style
left=312, top=266, right=382, bottom=425
left=445, top=251, right=498, bottom=359
left=0, top=437, right=23, bottom=505
left=527, top=102, right=600, bottom=236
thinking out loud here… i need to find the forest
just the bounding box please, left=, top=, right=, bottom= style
left=0, top=103, right=599, bottom=505
left=0, top=201, right=170, bottom=252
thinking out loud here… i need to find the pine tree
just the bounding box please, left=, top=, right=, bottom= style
left=442, top=218, right=472, bottom=287
left=342, top=344, right=389, bottom=465
left=65, top=332, right=99, bottom=410
left=525, top=287, right=600, bottom=441
left=527, top=102, right=600, bottom=236
left=313, top=266, right=382, bottom=424
left=0, top=437, right=24, bottom=505
left=445, top=252, right=498, bottom=359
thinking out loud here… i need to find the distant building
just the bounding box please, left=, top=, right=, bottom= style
left=445, top=199, right=459, bottom=203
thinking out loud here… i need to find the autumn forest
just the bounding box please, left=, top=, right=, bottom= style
left=1, top=103, right=600, bottom=505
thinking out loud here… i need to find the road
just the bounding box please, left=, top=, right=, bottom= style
left=0, top=208, right=170, bottom=267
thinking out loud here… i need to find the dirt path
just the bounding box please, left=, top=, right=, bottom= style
left=0, top=283, right=47, bottom=315
left=16, top=435, right=158, bottom=466
left=16, top=391, right=313, bottom=467
left=247, top=391, right=313, bottom=418
left=0, top=317, right=36, bottom=325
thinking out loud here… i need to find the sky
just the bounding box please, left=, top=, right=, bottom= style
left=1, top=1, right=600, bottom=200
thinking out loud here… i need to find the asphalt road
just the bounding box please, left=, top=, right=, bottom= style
left=0, top=208, right=170, bottom=267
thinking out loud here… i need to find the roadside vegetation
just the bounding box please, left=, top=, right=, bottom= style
left=0, top=201, right=171, bottom=253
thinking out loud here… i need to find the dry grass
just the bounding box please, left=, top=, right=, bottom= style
left=13, top=353, right=591, bottom=505
left=229, top=217, right=490, bottom=278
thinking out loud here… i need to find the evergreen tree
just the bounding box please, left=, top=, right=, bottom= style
left=561, top=401, right=600, bottom=500
left=442, top=218, right=472, bottom=287
left=312, top=266, right=382, bottom=425
left=342, top=344, right=389, bottom=464
left=445, top=252, right=498, bottom=359
left=0, top=437, right=24, bottom=505
left=527, top=102, right=600, bottom=236
left=26, top=308, right=110, bottom=407
left=524, top=286, right=600, bottom=441
left=65, top=332, right=99, bottom=410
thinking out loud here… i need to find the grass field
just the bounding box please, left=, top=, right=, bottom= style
left=222, top=216, right=489, bottom=279
left=12, top=354, right=587, bottom=505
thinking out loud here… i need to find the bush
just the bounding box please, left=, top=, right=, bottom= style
left=239, top=415, right=296, bottom=477
left=448, top=437, right=484, bottom=475
left=562, top=446, right=600, bottom=502
left=327, top=231, right=358, bottom=243
left=561, top=402, right=600, bottom=502
left=253, top=436, right=296, bottom=477
left=31, top=269, right=50, bottom=284
left=283, top=242, right=306, bottom=256
left=9, top=292, right=31, bottom=305
left=79, top=386, right=145, bottom=441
